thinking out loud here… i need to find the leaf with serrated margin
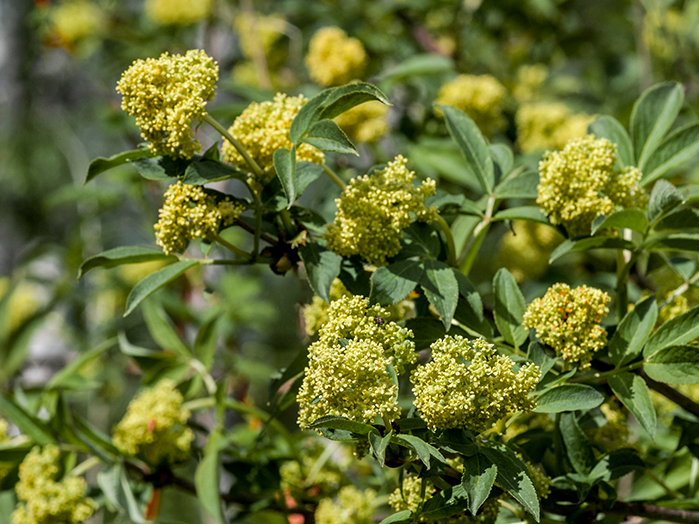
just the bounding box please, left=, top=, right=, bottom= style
left=421, top=485, right=470, bottom=520
left=128, top=156, right=185, bottom=180
left=591, top=209, right=648, bottom=235
left=630, top=82, right=684, bottom=171
left=644, top=306, right=699, bottom=357
left=462, top=452, right=497, bottom=516
left=645, top=345, right=699, bottom=385
left=369, top=430, right=392, bottom=467
left=301, top=120, right=358, bottom=155
left=370, top=260, right=424, bottom=306
left=492, top=268, right=527, bottom=347
left=273, top=147, right=297, bottom=207
left=298, top=243, right=342, bottom=303
left=643, top=122, right=699, bottom=185
left=533, top=384, right=604, bottom=413
left=183, top=159, right=245, bottom=185
left=420, top=261, right=459, bottom=330
left=647, top=179, right=684, bottom=223
left=79, top=246, right=176, bottom=279
left=124, top=259, right=199, bottom=316
left=609, top=373, right=656, bottom=439
left=559, top=413, right=595, bottom=474
left=438, top=105, right=494, bottom=194
left=318, top=82, right=391, bottom=120
left=588, top=115, right=634, bottom=167
left=609, top=295, right=657, bottom=367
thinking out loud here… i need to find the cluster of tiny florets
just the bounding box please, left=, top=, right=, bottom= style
left=234, top=13, right=285, bottom=59
left=586, top=399, right=632, bottom=452
left=436, top=75, right=507, bottom=135
left=523, top=283, right=610, bottom=369
left=51, top=1, right=106, bottom=44
left=325, top=155, right=438, bottom=265
left=297, top=295, right=415, bottom=430
left=657, top=293, right=690, bottom=327
left=280, top=438, right=346, bottom=498
left=411, top=336, right=540, bottom=433
left=112, top=379, right=194, bottom=465
left=334, top=101, right=390, bottom=143
left=516, top=102, right=592, bottom=153
left=305, top=27, right=367, bottom=86
left=537, top=135, right=646, bottom=237
left=498, top=221, right=563, bottom=283
left=144, top=0, right=211, bottom=25
left=12, top=445, right=96, bottom=524
left=221, top=93, right=324, bottom=180
left=315, top=486, right=376, bottom=524
left=116, top=50, right=218, bottom=158
left=154, top=181, right=244, bottom=255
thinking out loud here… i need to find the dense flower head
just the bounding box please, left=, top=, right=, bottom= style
left=586, top=399, right=631, bottom=451
left=498, top=221, right=563, bottom=283
left=435, top=75, right=507, bottom=135
left=12, top=445, right=96, bottom=524
left=234, top=13, right=285, bottom=59
left=116, top=50, right=218, bottom=158
left=325, top=155, right=438, bottom=265
left=334, top=101, right=390, bottom=143
left=51, top=1, right=106, bottom=43
left=657, top=293, right=690, bottom=326
left=513, top=64, right=548, bottom=102
left=154, top=181, right=244, bottom=255
left=280, top=438, right=346, bottom=498
left=411, top=336, right=540, bottom=432
left=221, top=93, right=324, bottom=179
left=305, top=27, right=367, bottom=87
left=315, top=486, right=376, bottom=524
left=516, top=102, right=592, bottom=153
left=112, top=379, right=194, bottom=464
left=537, top=135, right=646, bottom=237
left=523, top=283, right=610, bottom=369
left=145, top=0, right=212, bottom=26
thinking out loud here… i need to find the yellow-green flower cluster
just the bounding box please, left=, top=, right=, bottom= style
left=51, top=1, right=106, bottom=43
left=221, top=93, right=324, bottom=179
left=334, top=101, right=390, bottom=143
left=516, top=102, right=592, bottom=154
left=316, top=486, right=376, bottom=524
left=523, top=459, right=552, bottom=500
left=280, top=439, right=346, bottom=498
left=586, top=399, right=631, bottom=452
left=112, top=379, right=194, bottom=464
left=297, top=295, right=415, bottom=429
left=145, top=0, right=211, bottom=26
left=305, top=27, right=367, bottom=87
left=523, top=283, right=610, bottom=369
left=0, top=418, right=10, bottom=484
left=12, top=445, right=96, bottom=524
left=513, top=64, right=548, bottom=102
left=498, top=221, right=563, bottom=283
left=657, top=293, right=690, bottom=326
left=116, top=50, right=218, bottom=158
left=537, top=135, right=646, bottom=237
left=411, top=336, right=540, bottom=433
left=325, top=155, right=438, bottom=265
left=0, top=278, right=44, bottom=334
left=645, top=9, right=685, bottom=60
left=234, top=13, right=286, bottom=59
left=435, top=75, right=507, bottom=136
left=154, top=181, right=244, bottom=255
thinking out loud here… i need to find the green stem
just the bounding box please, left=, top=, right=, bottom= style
left=69, top=456, right=101, bottom=477
left=322, top=163, right=346, bottom=190
left=214, top=234, right=252, bottom=259
left=434, top=215, right=457, bottom=267
left=569, top=361, right=644, bottom=383
left=616, top=249, right=629, bottom=320
left=382, top=413, right=393, bottom=431
left=646, top=469, right=685, bottom=499
left=458, top=195, right=496, bottom=275
left=202, top=113, right=264, bottom=178
left=279, top=208, right=295, bottom=237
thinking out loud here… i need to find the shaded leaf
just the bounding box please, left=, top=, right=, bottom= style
left=560, top=413, right=595, bottom=475
left=421, top=485, right=470, bottom=520
left=298, top=243, right=342, bottom=303
left=549, top=237, right=636, bottom=263
left=655, top=207, right=699, bottom=231
left=588, top=115, right=634, bottom=167
left=462, top=452, right=497, bottom=515
left=644, top=306, right=699, bottom=357
left=391, top=434, right=445, bottom=469
left=195, top=428, right=227, bottom=524
left=533, top=384, right=604, bottom=413
left=609, top=373, right=656, bottom=439
left=0, top=395, right=55, bottom=445
left=420, top=261, right=459, bottom=330
left=124, top=259, right=200, bottom=316
left=86, top=148, right=154, bottom=183
left=646, top=233, right=699, bottom=253
left=492, top=268, right=527, bottom=347
left=370, top=260, right=424, bottom=306
left=642, top=123, right=699, bottom=185
left=493, top=206, right=549, bottom=224
left=591, top=209, right=648, bottom=235
left=273, top=147, right=297, bottom=207
left=494, top=170, right=539, bottom=199
left=78, top=246, right=175, bottom=279
left=647, top=179, right=684, bottom=223
left=609, top=295, right=657, bottom=367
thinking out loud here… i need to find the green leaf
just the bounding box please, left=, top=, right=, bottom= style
left=608, top=373, right=657, bottom=439
left=655, top=207, right=699, bottom=231
left=630, top=82, right=684, bottom=171
left=0, top=394, right=56, bottom=445
left=391, top=434, right=445, bottom=469
left=493, top=206, right=549, bottom=224
left=462, top=452, right=497, bottom=515
left=494, top=170, right=539, bottom=199
left=86, top=148, right=154, bottom=183
left=453, top=272, right=491, bottom=338
left=273, top=147, right=297, bottom=208
left=142, top=300, right=191, bottom=357
left=421, top=485, right=470, bottom=520
left=490, top=143, right=514, bottom=178
left=78, top=246, right=175, bottom=279
left=128, top=156, right=186, bottom=180
left=642, top=123, right=699, bottom=184
left=588, top=115, right=634, bottom=167
left=310, top=416, right=379, bottom=436
left=492, top=268, right=528, bottom=347
left=533, top=384, right=604, bottom=413
left=420, top=261, right=459, bottom=330
left=405, top=317, right=447, bottom=350
left=379, top=54, right=453, bottom=82
left=182, top=159, right=245, bottom=185
left=644, top=306, right=699, bottom=357
left=587, top=449, right=645, bottom=482
left=527, top=341, right=557, bottom=378
left=609, top=295, right=657, bottom=367
left=48, top=338, right=115, bottom=390
left=645, top=345, right=699, bottom=385
left=401, top=222, right=440, bottom=258
left=298, top=243, right=342, bottom=303
left=591, top=209, right=648, bottom=235
left=378, top=511, right=413, bottom=524
left=301, top=120, right=358, bottom=155
left=194, top=314, right=220, bottom=370
left=124, top=259, right=199, bottom=316
left=438, top=105, right=494, bottom=194
left=195, top=428, right=227, bottom=524
left=369, top=430, right=392, bottom=467
left=370, top=260, right=424, bottom=306
left=647, top=179, right=684, bottom=224
left=549, top=237, right=636, bottom=263
left=646, top=233, right=699, bottom=253
left=559, top=413, right=595, bottom=475
left=481, top=441, right=540, bottom=521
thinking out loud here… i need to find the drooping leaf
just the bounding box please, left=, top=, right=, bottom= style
left=533, top=384, right=604, bottom=413
left=378, top=511, right=413, bottom=524
left=608, top=373, right=657, bottom=439
left=559, top=413, right=595, bottom=474
left=298, top=243, right=342, bottom=303
left=630, top=82, right=684, bottom=171
left=492, top=268, right=528, bottom=347
left=273, top=147, right=297, bottom=207
left=86, top=148, right=155, bottom=183
left=369, top=430, right=392, bottom=467
left=370, top=260, right=424, bottom=306
left=591, top=209, right=648, bottom=235
left=438, top=105, right=494, bottom=194
left=608, top=295, right=657, bottom=367
left=124, top=259, right=200, bottom=316
left=493, top=206, right=550, bottom=224
left=527, top=341, right=557, bottom=379
left=642, top=123, right=699, bottom=184
left=310, top=416, right=379, bottom=436
left=587, top=449, right=645, bottom=483
left=128, top=155, right=186, bottom=180
left=588, top=115, right=634, bottom=167
left=78, top=246, right=175, bottom=279
left=142, top=300, right=191, bottom=357
left=182, top=159, right=246, bottom=185
left=301, top=120, right=358, bottom=155
left=644, top=345, right=699, bottom=385
left=462, top=452, right=497, bottom=516
left=489, top=143, right=514, bottom=179
left=644, top=306, right=699, bottom=357
left=420, top=261, right=459, bottom=330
